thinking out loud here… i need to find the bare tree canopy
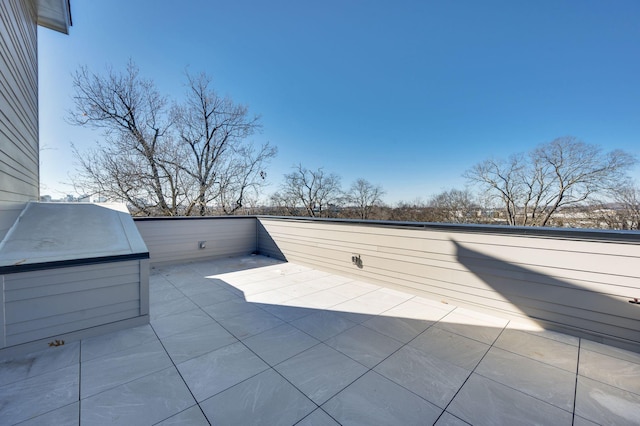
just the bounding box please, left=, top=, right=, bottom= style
left=464, top=137, right=636, bottom=226
left=69, top=62, right=276, bottom=215
left=346, top=178, right=385, bottom=219
left=597, top=182, right=640, bottom=230
left=428, top=188, right=478, bottom=223
left=277, top=164, right=342, bottom=217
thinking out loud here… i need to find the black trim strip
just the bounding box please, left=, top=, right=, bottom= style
left=133, top=215, right=255, bottom=221
left=0, top=252, right=150, bottom=275
left=255, top=215, right=640, bottom=243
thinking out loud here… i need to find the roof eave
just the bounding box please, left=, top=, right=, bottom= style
left=36, top=0, right=72, bottom=34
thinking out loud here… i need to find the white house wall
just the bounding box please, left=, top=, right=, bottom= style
left=0, top=0, right=39, bottom=239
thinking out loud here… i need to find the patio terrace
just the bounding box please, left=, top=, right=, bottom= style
left=1, top=254, right=639, bottom=425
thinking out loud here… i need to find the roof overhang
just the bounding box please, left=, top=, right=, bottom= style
left=36, top=0, right=72, bottom=34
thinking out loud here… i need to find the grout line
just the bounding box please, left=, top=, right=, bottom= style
left=78, top=340, right=82, bottom=424
left=148, top=324, right=212, bottom=425
left=571, top=338, right=581, bottom=426
left=434, top=320, right=509, bottom=424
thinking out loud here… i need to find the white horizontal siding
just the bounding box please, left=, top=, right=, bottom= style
left=135, top=218, right=257, bottom=265
left=257, top=218, right=640, bottom=349
left=2, top=260, right=144, bottom=347
left=0, top=0, right=39, bottom=209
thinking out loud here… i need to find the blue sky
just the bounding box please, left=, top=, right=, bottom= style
left=39, top=0, right=640, bottom=204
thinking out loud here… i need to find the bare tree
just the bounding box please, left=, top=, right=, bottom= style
left=465, top=137, right=636, bottom=226
left=345, top=179, right=385, bottom=219
left=463, top=154, right=527, bottom=226
left=171, top=72, right=275, bottom=215
left=269, top=191, right=300, bottom=216
left=69, top=63, right=275, bottom=216
left=428, top=188, right=478, bottom=223
left=389, top=199, right=431, bottom=222
left=278, top=165, right=342, bottom=217
left=595, top=183, right=640, bottom=230
left=69, top=62, right=177, bottom=215
left=216, top=143, right=276, bottom=214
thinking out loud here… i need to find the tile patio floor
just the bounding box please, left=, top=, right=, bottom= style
left=1, top=255, right=639, bottom=425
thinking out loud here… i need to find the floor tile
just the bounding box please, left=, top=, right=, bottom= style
left=177, top=341, right=269, bottom=402
left=475, top=347, right=576, bottom=411
left=328, top=281, right=379, bottom=299
left=289, top=289, right=354, bottom=309
left=200, top=369, right=316, bottom=426
left=409, top=327, right=490, bottom=370
left=330, top=288, right=409, bottom=315
left=296, top=409, right=340, bottom=426
left=245, top=288, right=295, bottom=304
left=0, top=364, right=78, bottom=425
left=155, top=405, right=209, bottom=426
left=361, top=315, right=432, bottom=343
left=242, top=323, right=320, bottom=366
left=81, top=324, right=157, bottom=362
left=151, top=308, right=216, bottom=339
left=506, top=321, right=580, bottom=346
left=178, top=279, right=229, bottom=297
left=322, top=371, right=442, bottom=426
left=234, top=277, right=294, bottom=296
left=579, top=348, right=640, bottom=395
left=17, top=401, right=79, bottom=426
left=291, top=311, right=358, bottom=341
left=374, top=345, right=470, bottom=408
left=275, top=343, right=368, bottom=405
left=572, top=415, right=601, bottom=426
left=200, top=297, right=261, bottom=321
left=216, top=308, right=285, bottom=339
left=381, top=299, right=452, bottom=322
left=494, top=328, right=579, bottom=372
left=332, top=310, right=374, bottom=325
left=0, top=341, right=79, bottom=386
left=433, top=309, right=506, bottom=345
left=575, top=375, right=640, bottom=426
left=150, top=296, right=199, bottom=319
left=80, top=367, right=194, bottom=426
left=434, top=412, right=471, bottom=426
left=258, top=303, right=315, bottom=322
left=447, top=374, right=573, bottom=426
left=325, top=325, right=403, bottom=368
left=149, top=273, right=174, bottom=290
left=81, top=339, right=172, bottom=398
left=283, top=270, right=333, bottom=285
left=189, top=288, right=239, bottom=307
left=149, top=284, right=184, bottom=305
left=160, top=322, right=238, bottom=363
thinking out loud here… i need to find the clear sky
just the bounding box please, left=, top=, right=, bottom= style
left=38, top=0, right=640, bottom=204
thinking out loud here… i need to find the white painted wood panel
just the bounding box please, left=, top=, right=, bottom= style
left=0, top=0, right=39, bottom=208
left=1, top=260, right=146, bottom=348
left=135, top=217, right=257, bottom=265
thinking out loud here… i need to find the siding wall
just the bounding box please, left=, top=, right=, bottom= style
left=1, top=259, right=149, bottom=349
left=257, top=217, right=640, bottom=350
left=134, top=217, right=257, bottom=265
left=0, top=0, right=39, bottom=239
